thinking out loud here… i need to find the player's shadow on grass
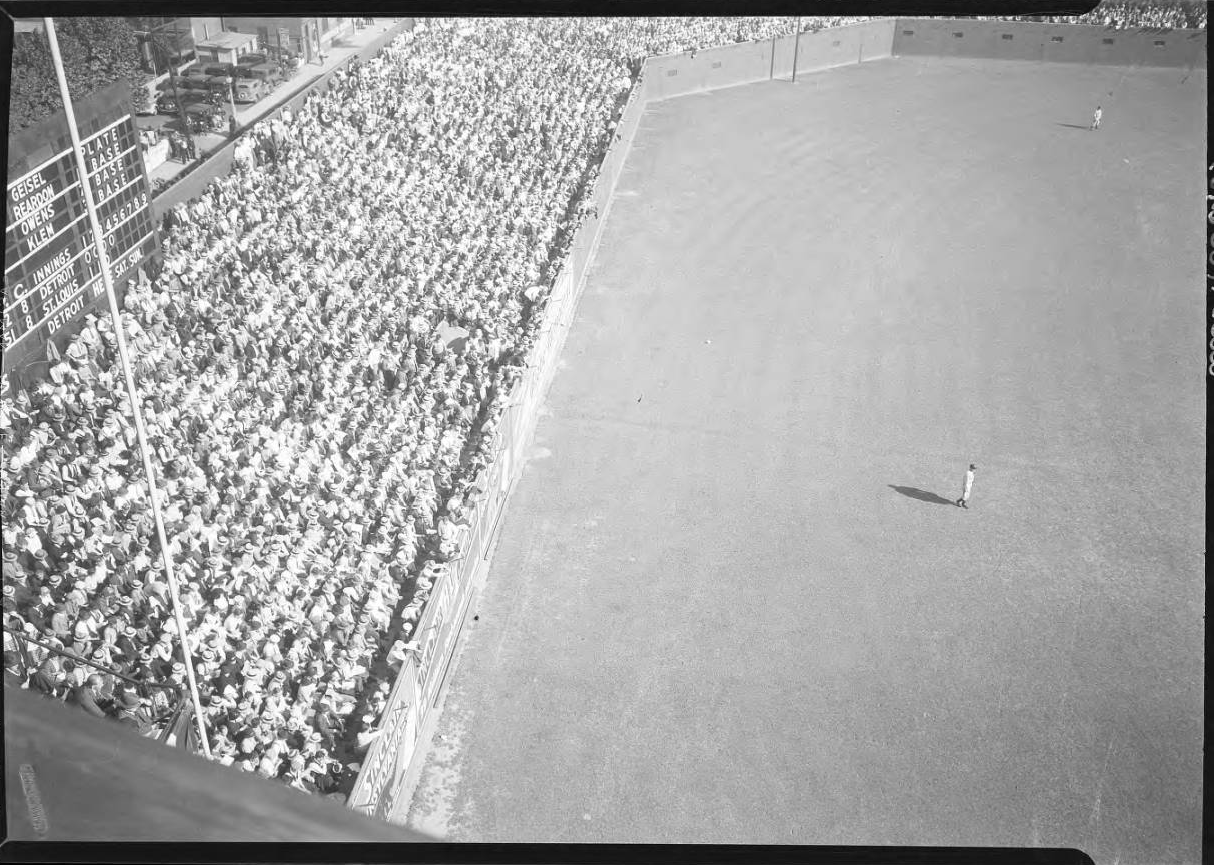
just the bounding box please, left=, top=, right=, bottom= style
left=1055, top=122, right=1090, bottom=130
left=888, top=485, right=955, bottom=506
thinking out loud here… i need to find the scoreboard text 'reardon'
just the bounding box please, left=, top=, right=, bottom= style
left=3, top=111, right=157, bottom=373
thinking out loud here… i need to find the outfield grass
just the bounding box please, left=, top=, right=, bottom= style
left=406, top=56, right=1204, bottom=863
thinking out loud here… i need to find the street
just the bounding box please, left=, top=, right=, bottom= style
left=137, top=19, right=400, bottom=186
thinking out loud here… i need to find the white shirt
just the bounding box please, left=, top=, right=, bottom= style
left=963, top=470, right=975, bottom=495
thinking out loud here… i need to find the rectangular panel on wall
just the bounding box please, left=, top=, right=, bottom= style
left=618, top=97, right=644, bottom=150
left=496, top=436, right=512, bottom=507
left=699, top=40, right=772, bottom=91
left=463, top=510, right=484, bottom=568
left=1042, top=28, right=1079, bottom=62
left=1117, top=33, right=1153, bottom=66
left=597, top=150, right=616, bottom=194
left=892, top=19, right=946, bottom=56
left=571, top=226, right=592, bottom=286
left=474, top=503, right=489, bottom=564
left=554, top=269, right=573, bottom=314
left=642, top=56, right=669, bottom=100
left=859, top=19, right=895, bottom=61
left=511, top=387, right=529, bottom=466
left=371, top=683, right=419, bottom=820
left=652, top=52, right=708, bottom=100
left=771, top=33, right=797, bottom=79
left=796, top=27, right=859, bottom=74
left=349, top=657, right=420, bottom=815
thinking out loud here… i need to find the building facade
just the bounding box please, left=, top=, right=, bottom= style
left=219, top=17, right=355, bottom=63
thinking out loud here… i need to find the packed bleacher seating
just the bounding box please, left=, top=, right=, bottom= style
left=1, top=5, right=1204, bottom=800
left=1, top=15, right=876, bottom=799
left=992, top=0, right=1206, bottom=29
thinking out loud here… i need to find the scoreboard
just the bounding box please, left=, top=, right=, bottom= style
left=4, top=112, right=157, bottom=373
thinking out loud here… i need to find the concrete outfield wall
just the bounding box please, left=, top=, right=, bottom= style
left=771, top=33, right=797, bottom=79
left=893, top=18, right=1206, bottom=67
left=645, top=39, right=775, bottom=101
left=860, top=18, right=898, bottom=62
left=646, top=20, right=901, bottom=96
left=701, top=40, right=775, bottom=93
left=793, top=19, right=897, bottom=75
left=644, top=17, right=1202, bottom=107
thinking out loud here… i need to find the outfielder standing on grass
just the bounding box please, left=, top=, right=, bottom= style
left=1090, top=105, right=1102, bottom=130
left=956, top=464, right=977, bottom=509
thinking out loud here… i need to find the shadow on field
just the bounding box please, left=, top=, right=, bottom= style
left=1055, top=122, right=1091, bottom=130
left=888, top=485, right=955, bottom=506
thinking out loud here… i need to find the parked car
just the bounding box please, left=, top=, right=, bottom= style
left=205, top=77, right=234, bottom=100
left=155, top=93, right=180, bottom=115
left=233, top=78, right=267, bottom=104
left=245, top=62, right=285, bottom=87
left=237, top=52, right=268, bottom=67
left=202, top=63, right=238, bottom=84
left=236, top=60, right=276, bottom=81
left=182, top=82, right=213, bottom=99
left=180, top=66, right=210, bottom=86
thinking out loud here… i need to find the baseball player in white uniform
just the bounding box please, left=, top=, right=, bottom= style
left=1090, top=105, right=1102, bottom=130
left=956, top=464, right=976, bottom=509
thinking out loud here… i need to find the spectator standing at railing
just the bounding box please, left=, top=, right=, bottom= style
left=30, top=651, right=67, bottom=697
left=111, top=689, right=147, bottom=731
left=68, top=673, right=109, bottom=719
left=4, top=651, right=25, bottom=687
left=25, top=587, right=55, bottom=633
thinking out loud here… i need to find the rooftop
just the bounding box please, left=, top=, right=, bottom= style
left=195, top=31, right=259, bottom=51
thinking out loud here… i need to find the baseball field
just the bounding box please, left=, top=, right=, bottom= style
left=405, top=56, right=1205, bottom=863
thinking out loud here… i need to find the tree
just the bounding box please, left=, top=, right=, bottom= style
left=8, top=18, right=153, bottom=132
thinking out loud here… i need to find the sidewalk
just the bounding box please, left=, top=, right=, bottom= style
left=144, top=18, right=403, bottom=187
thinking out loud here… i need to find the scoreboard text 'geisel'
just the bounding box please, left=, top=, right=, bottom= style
left=3, top=104, right=158, bottom=384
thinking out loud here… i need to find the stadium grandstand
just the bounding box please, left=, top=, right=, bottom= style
left=2, top=1, right=1205, bottom=811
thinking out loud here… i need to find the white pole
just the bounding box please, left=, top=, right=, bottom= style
left=792, top=16, right=801, bottom=82
left=44, top=17, right=211, bottom=759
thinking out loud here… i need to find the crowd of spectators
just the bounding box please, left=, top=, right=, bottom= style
left=1, top=5, right=1204, bottom=800
left=991, top=0, right=1206, bottom=29
left=0, top=16, right=826, bottom=798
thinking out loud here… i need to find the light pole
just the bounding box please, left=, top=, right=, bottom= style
left=44, top=15, right=211, bottom=759
left=792, top=16, right=801, bottom=82
left=227, top=71, right=238, bottom=138
left=151, top=19, right=194, bottom=161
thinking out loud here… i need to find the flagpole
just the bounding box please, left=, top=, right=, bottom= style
left=792, top=16, right=801, bottom=82
left=44, top=17, right=211, bottom=759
